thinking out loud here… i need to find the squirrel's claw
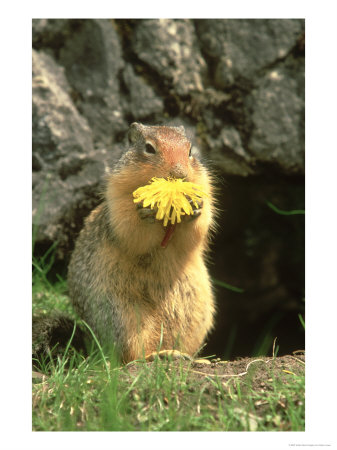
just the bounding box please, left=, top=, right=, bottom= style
left=145, top=349, right=192, bottom=362
left=187, top=208, right=202, bottom=221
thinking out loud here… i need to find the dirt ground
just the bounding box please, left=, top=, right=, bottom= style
left=124, top=352, right=305, bottom=423
left=126, top=353, right=305, bottom=387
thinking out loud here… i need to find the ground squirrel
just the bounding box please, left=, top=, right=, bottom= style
left=68, top=123, right=216, bottom=363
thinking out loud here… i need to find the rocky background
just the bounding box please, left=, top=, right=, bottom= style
left=32, top=19, right=305, bottom=359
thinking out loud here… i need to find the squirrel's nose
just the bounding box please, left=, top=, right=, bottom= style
left=169, top=163, right=188, bottom=179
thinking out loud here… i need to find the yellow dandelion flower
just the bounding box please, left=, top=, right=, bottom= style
left=133, top=177, right=207, bottom=227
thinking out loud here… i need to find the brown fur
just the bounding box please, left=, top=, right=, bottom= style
left=68, top=123, right=216, bottom=363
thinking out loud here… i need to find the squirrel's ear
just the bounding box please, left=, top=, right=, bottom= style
left=128, top=122, right=143, bottom=144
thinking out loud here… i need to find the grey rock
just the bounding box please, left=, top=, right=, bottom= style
left=122, top=64, right=164, bottom=119
left=132, top=19, right=206, bottom=96
left=197, top=19, right=303, bottom=87
left=206, top=126, right=254, bottom=176
left=32, top=49, right=94, bottom=164
left=32, top=145, right=122, bottom=258
left=32, top=19, right=72, bottom=48
left=58, top=19, right=127, bottom=144
left=204, top=63, right=305, bottom=176
left=32, top=48, right=122, bottom=256
left=32, top=150, right=109, bottom=256
left=246, top=67, right=304, bottom=173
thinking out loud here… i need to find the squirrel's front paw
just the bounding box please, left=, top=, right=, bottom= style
left=136, top=203, right=157, bottom=223
left=136, top=198, right=203, bottom=224
left=184, top=198, right=203, bottom=222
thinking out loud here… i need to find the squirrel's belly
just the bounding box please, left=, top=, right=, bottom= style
left=118, top=274, right=215, bottom=361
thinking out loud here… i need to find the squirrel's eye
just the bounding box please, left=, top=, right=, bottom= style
left=145, top=143, right=156, bottom=154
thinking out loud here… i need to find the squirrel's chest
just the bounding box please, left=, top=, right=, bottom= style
left=102, top=253, right=213, bottom=358
left=117, top=269, right=197, bottom=323
left=102, top=248, right=210, bottom=340
left=121, top=274, right=197, bottom=312
left=121, top=279, right=197, bottom=352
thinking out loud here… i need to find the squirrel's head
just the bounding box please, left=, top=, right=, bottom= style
left=107, top=123, right=215, bottom=252
left=126, top=123, right=201, bottom=181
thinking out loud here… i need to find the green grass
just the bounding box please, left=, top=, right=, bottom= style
left=212, top=278, right=245, bottom=293
left=32, top=256, right=305, bottom=431
left=266, top=201, right=305, bottom=216
left=32, top=246, right=74, bottom=318
left=33, top=348, right=305, bottom=431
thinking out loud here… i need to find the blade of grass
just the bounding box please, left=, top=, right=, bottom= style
left=267, top=201, right=305, bottom=216
left=212, top=278, right=245, bottom=293
left=81, top=320, right=112, bottom=380
left=298, top=313, right=305, bottom=330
